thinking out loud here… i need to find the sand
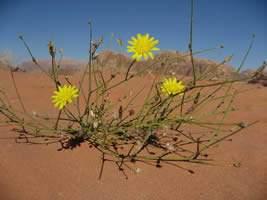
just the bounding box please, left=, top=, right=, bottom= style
left=0, top=70, right=267, bottom=200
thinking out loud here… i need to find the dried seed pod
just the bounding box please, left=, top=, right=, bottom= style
left=111, top=72, right=116, bottom=78
left=119, top=105, right=123, bottom=119
left=239, top=122, right=248, bottom=128
left=128, top=109, right=134, bottom=116
left=186, top=92, right=200, bottom=114
left=193, top=92, right=200, bottom=105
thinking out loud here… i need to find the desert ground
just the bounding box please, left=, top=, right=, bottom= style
left=0, top=69, right=267, bottom=200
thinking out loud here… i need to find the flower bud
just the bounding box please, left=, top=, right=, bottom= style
left=116, top=39, right=123, bottom=46
left=224, top=54, right=233, bottom=63
left=49, top=41, right=54, bottom=48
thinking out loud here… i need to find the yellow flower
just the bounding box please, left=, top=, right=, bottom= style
left=161, top=78, right=185, bottom=96
left=51, top=85, right=79, bottom=110
left=127, top=33, right=160, bottom=61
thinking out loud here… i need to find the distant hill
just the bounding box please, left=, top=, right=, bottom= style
left=94, top=50, right=236, bottom=80
left=16, top=50, right=266, bottom=86
left=20, top=58, right=87, bottom=75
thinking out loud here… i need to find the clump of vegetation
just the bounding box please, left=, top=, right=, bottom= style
left=0, top=0, right=264, bottom=179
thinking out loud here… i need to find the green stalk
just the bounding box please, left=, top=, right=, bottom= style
left=10, top=70, right=26, bottom=113
left=189, top=0, right=196, bottom=86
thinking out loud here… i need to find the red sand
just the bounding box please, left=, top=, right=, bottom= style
left=0, top=70, right=267, bottom=200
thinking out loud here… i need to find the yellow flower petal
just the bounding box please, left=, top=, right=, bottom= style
left=152, top=47, right=160, bottom=51
left=59, top=104, right=64, bottom=110
left=148, top=52, right=154, bottom=60
left=127, top=49, right=135, bottom=53
left=151, top=40, right=159, bottom=46
left=131, top=36, right=137, bottom=42
left=148, top=37, right=155, bottom=42
left=136, top=54, right=142, bottom=61
left=132, top=53, right=138, bottom=59
left=128, top=41, right=135, bottom=45
left=143, top=53, right=148, bottom=60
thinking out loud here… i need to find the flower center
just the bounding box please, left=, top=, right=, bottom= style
left=60, top=92, right=71, bottom=102
left=135, top=40, right=150, bottom=53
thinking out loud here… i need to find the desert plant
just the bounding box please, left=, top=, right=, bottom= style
left=0, top=0, right=263, bottom=179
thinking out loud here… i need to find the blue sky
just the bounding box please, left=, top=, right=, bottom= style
left=0, top=0, right=266, bottom=70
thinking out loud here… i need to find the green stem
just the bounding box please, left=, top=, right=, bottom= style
left=189, top=0, right=196, bottom=86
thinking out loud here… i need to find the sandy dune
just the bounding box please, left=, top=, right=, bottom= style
left=0, top=70, right=267, bottom=200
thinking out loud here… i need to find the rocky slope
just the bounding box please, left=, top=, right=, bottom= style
left=9, top=50, right=266, bottom=86
left=20, top=58, right=87, bottom=75
left=94, top=50, right=237, bottom=80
